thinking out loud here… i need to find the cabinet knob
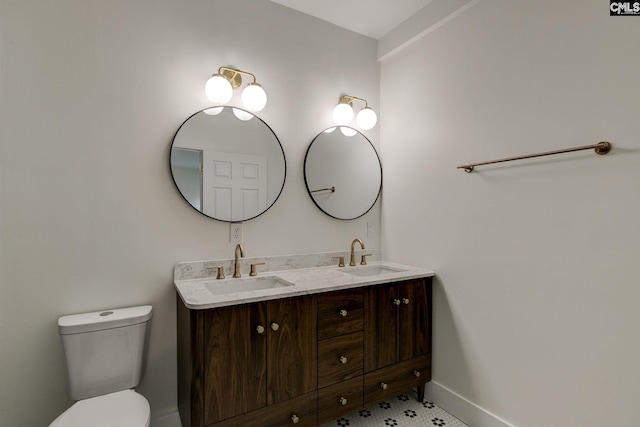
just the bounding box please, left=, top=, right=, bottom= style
left=339, top=397, right=348, bottom=406
left=339, top=355, right=348, bottom=364
left=393, top=299, right=401, bottom=306
left=339, top=309, right=348, bottom=317
left=413, top=370, right=421, bottom=378
left=291, top=414, right=300, bottom=424
left=271, top=323, right=280, bottom=331
left=256, top=325, right=265, bottom=334
left=380, top=382, right=388, bottom=390
left=402, top=298, right=410, bottom=305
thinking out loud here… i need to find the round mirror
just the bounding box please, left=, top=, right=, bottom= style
left=304, top=126, right=382, bottom=220
left=170, top=106, right=286, bottom=222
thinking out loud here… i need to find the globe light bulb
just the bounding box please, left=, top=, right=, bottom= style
left=241, top=83, right=267, bottom=112
left=204, top=74, right=233, bottom=103
left=332, top=102, right=354, bottom=125
left=340, top=126, right=357, bottom=137
left=356, top=107, right=377, bottom=130
left=232, top=108, right=253, bottom=121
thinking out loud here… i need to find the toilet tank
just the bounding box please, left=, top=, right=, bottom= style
left=58, top=305, right=152, bottom=400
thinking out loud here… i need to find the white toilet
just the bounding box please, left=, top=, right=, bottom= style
left=49, top=305, right=153, bottom=427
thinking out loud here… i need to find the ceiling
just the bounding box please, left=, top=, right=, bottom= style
left=269, top=0, right=434, bottom=40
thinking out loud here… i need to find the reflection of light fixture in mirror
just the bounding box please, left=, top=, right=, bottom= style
left=233, top=108, right=253, bottom=121
left=332, top=95, right=377, bottom=130
left=340, top=126, right=357, bottom=137
left=324, top=127, right=337, bottom=133
left=204, top=66, right=268, bottom=112
left=204, top=107, right=224, bottom=116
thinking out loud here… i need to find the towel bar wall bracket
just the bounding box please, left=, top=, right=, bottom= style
left=458, top=141, right=612, bottom=173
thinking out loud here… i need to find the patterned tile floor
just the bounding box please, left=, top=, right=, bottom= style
left=320, top=389, right=468, bottom=427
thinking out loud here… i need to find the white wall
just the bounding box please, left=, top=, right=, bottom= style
left=0, top=1, right=379, bottom=426
left=381, top=0, right=640, bottom=426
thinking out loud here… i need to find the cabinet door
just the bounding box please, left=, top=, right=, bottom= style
left=398, top=279, right=431, bottom=361
left=365, top=279, right=431, bottom=372
left=267, top=295, right=317, bottom=404
left=364, top=283, right=400, bottom=371
left=203, top=303, right=267, bottom=424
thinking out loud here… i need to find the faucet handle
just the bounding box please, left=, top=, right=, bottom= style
left=360, top=254, right=372, bottom=265
left=207, top=265, right=225, bottom=280
left=250, top=262, right=266, bottom=276
left=332, top=256, right=345, bottom=267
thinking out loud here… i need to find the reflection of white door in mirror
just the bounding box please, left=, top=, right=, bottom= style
left=202, top=151, right=267, bottom=222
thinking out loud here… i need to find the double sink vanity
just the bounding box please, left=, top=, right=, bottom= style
left=175, top=242, right=435, bottom=427
left=170, top=104, right=432, bottom=426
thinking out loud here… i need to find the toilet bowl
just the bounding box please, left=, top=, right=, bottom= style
left=50, top=305, right=152, bottom=427
left=49, top=389, right=150, bottom=427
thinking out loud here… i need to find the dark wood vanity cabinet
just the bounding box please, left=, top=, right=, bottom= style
left=177, top=277, right=431, bottom=427
left=178, top=295, right=317, bottom=427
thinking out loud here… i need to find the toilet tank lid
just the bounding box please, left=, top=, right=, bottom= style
left=58, top=305, right=152, bottom=335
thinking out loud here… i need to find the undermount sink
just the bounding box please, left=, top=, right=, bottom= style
left=341, top=265, right=407, bottom=277
left=204, top=276, right=294, bottom=295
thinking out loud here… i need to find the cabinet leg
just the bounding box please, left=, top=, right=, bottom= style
left=417, top=384, right=425, bottom=402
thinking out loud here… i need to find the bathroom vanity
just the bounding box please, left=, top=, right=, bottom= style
left=175, top=253, right=434, bottom=427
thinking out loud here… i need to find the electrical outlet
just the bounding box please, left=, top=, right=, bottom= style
left=367, top=222, right=375, bottom=239
left=230, top=222, right=243, bottom=244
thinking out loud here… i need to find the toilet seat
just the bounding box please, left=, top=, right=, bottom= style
left=49, top=389, right=150, bottom=427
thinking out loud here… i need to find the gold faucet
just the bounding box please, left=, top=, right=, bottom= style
left=350, top=238, right=365, bottom=266
left=233, top=243, right=245, bottom=278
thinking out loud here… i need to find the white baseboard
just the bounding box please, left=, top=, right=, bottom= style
left=151, top=410, right=182, bottom=427
left=425, top=381, right=516, bottom=427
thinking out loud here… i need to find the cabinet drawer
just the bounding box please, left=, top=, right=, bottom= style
left=363, top=354, right=431, bottom=407
left=318, top=332, right=364, bottom=388
left=318, top=289, right=363, bottom=340
left=209, top=390, right=317, bottom=427
left=317, top=377, right=364, bottom=425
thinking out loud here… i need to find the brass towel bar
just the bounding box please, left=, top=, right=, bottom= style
left=457, top=141, right=612, bottom=173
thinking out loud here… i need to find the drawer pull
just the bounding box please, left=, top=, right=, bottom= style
left=339, top=397, right=348, bottom=406
left=271, top=323, right=280, bottom=331
left=339, top=355, right=348, bottom=364
left=380, top=382, right=388, bottom=390
left=291, top=414, right=300, bottom=424
left=402, top=298, right=410, bottom=305
left=413, top=370, right=421, bottom=378
left=339, top=309, right=348, bottom=317
left=256, top=325, right=265, bottom=334
left=393, top=299, right=401, bottom=306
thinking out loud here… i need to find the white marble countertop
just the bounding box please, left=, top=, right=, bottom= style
left=174, top=252, right=435, bottom=310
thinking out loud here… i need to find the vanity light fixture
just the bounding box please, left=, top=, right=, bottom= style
left=204, top=66, right=267, bottom=112
left=332, top=95, right=377, bottom=130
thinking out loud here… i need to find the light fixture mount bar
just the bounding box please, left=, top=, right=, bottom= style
left=218, top=66, right=257, bottom=89
left=339, top=94, right=369, bottom=108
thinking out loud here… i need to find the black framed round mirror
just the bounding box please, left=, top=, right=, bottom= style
left=170, top=106, right=286, bottom=222
left=304, top=126, right=382, bottom=220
